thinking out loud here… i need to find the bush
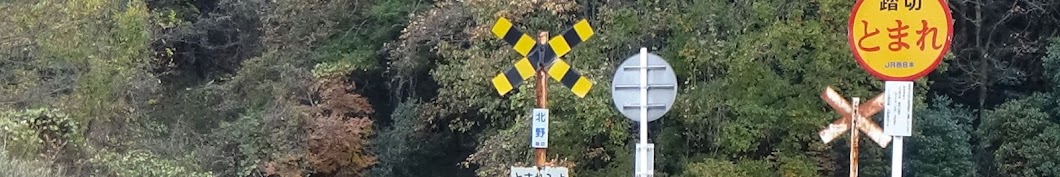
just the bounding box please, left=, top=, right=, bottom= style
left=682, top=158, right=751, bottom=177
left=0, top=108, right=81, bottom=159
left=87, top=149, right=212, bottom=177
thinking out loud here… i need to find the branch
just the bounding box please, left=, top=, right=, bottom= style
left=984, top=0, right=1021, bottom=49
left=950, top=0, right=981, bottom=24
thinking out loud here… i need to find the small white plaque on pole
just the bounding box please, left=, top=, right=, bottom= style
left=634, top=143, right=655, bottom=177
left=510, top=166, right=569, bottom=177
left=531, top=108, right=549, bottom=148
left=884, top=81, right=913, bottom=136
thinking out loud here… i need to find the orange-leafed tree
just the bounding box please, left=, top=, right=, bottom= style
left=304, top=69, right=376, bottom=176
left=263, top=65, right=376, bottom=177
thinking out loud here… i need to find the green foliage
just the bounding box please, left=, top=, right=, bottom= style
left=462, top=113, right=533, bottom=177
left=683, top=158, right=744, bottom=177
left=313, top=0, right=426, bottom=74
left=313, top=60, right=359, bottom=79
left=0, top=108, right=82, bottom=159
left=980, top=93, right=1060, bottom=177
left=88, top=149, right=212, bottom=177
left=776, top=154, right=819, bottom=177
left=0, top=1, right=164, bottom=175
left=682, top=158, right=772, bottom=177
left=370, top=101, right=421, bottom=177
left=673, top=154, right=815, bottom=177
left=0, top=109, right=48, bottom=157
left=0, top=0, right=156, bottom=122
left=1044, top=38, right=1060, bottom=89
left=370, top=100, right=472, bottom=177
left=575, top=145, right=634, bottom=177
left=214, top=110, right=273, bottom=177
left=663, top=0, right=883, bottom=176
left=907, top=96, right=975, bottom=177
left=974, top=53, right=1060, bottom=177
left=210, top=105, right=303, bottom=176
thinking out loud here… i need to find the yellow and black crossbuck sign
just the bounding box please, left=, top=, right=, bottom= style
left=489, top=17, right=595, bottom=98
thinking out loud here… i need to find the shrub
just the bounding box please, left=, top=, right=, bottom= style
left=87, top=149, right=212, bottom=177
left=0, top=108, right=81, bottom=160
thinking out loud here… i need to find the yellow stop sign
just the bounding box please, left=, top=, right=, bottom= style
left=848, top=0, right=953, bottom=81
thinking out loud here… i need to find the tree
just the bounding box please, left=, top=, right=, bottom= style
left=940, top=0, right=1060, bottom=114
left=978, top=93, right=1060, bottom=177
left=664, top=0, right=900, bottom=175
left=148, top=0, right=265, bottom=85
left=1043, top=38, right=1060, bottom=92
left=370, top=101, right=422, bottom=177
left=302, top=66, right=376, bottom=177
left=907, top=96, right=976, bottom=177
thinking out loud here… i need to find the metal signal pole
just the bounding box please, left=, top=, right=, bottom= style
left=637, top=48, right=649, bottom=177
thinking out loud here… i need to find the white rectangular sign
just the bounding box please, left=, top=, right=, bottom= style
left=884, top=81, right=913, bottom=136
left=531, top=108, right=549, bottom=148
left=510, top=166, right=569, bottom=177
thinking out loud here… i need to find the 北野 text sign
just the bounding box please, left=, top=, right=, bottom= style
left=848, top=0, right=953, bottom=81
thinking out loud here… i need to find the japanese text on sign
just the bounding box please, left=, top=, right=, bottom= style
left=884, top=81, right=913, bottom=136
left=849, top=0, right=952, bottom=81
left=530, top=109, right=549, bottom=148
left=880, top=0, right=922, bottom=11
left=510, top=167, right=569, bottom=177
left=856, top=20, right=943, bottom=52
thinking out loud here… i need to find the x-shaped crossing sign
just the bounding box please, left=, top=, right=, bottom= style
left=818, top=86, right=892, bottom=147
left=489, top=17, right=595, bottom=98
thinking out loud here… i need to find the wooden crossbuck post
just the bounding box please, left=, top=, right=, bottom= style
left=534, top=31, right=549, bottom=167
left=818, top=86, right=891, bottom=177
left=850, top=97, right=860, bottom=177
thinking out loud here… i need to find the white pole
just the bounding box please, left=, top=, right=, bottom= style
left=638, top=47, right=649, bottom=177
left=891, top=136, right=903, bottom=177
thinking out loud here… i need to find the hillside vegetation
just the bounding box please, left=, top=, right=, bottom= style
left=1, top=0, right=1059, bottom=176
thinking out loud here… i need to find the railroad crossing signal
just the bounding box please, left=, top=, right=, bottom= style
left=818, top=86, right=891, bottom=177
left=490, top=17, right=595, bottom=97
left=818, top=86, right=891, bottom=147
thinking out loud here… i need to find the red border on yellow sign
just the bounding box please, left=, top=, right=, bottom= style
left=846, top=0, right=954, bottom=81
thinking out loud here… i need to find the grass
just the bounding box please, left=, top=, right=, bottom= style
left=0, top=147, right=64, bottom=177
